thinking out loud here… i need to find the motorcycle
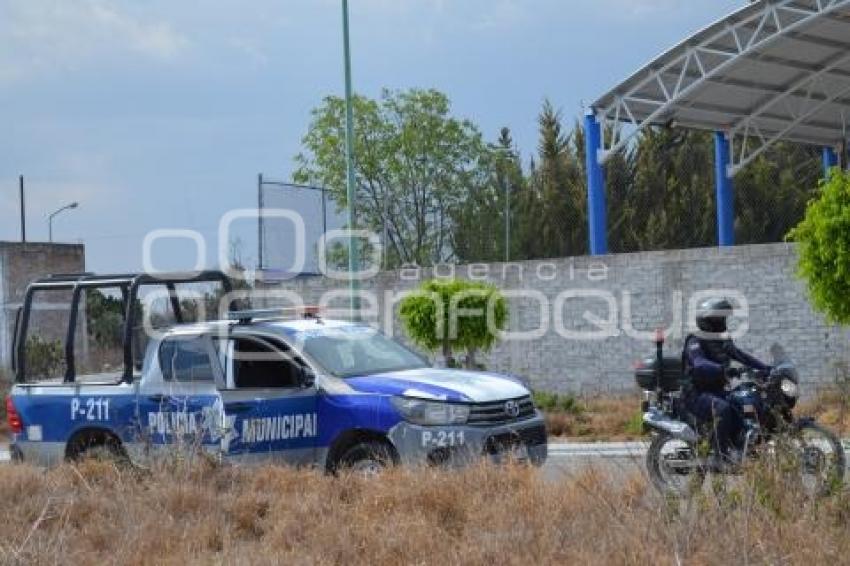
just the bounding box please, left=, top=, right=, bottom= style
left=636, top=334, right=846, bottom=496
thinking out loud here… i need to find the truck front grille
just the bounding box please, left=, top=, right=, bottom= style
left=467, top=396, right=535, bottom=426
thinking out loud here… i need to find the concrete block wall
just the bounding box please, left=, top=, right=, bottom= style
left=0, top=243, right=86, bottom=372
left=264, top=243, right=850, bottom=394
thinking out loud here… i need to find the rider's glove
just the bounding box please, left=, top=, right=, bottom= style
left=726, top=367, right=742, bottom=379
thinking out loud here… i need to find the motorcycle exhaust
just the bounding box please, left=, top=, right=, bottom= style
left=643, top=409, right=699, bottom=444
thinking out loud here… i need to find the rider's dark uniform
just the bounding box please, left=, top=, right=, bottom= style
left=682, top=300, right=770, bottom=457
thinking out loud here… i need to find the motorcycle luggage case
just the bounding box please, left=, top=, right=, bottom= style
left=635, top=356, right=686, bottom=392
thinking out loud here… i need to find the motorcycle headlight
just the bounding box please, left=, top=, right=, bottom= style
left=390, top=397, right=470, bottom=426
left=780, top=379, right=799, bottom=399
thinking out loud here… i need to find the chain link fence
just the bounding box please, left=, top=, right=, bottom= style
left=258, top=134, right=826, bottom=274
left=606, top=133, right=824, bottom=255
left=258, top=176, right=340, bottom=276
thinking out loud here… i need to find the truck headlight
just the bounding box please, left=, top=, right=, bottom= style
left=390, top=397, right=470, bottom=426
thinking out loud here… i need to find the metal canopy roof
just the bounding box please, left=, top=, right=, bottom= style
left=593, top=0, right=850, bottom=174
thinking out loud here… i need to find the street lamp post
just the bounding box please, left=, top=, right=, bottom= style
left=342, top=0, right=360, bottom=320
left=48, top=202, right=79, bottom=243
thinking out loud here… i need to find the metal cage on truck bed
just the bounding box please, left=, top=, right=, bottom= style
left=12, top=271, right=232, bottom=384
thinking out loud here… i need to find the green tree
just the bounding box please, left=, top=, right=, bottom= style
left=294, top=88, right=493, bottom=268
left=451, top=127, right=524, bottom=263
left=629, top=128, right=715, bottom=250
left=86, top=290, right=124, bottom=348
left=788, top=170, right=850, bottom=324
left=523, top=101, right=586, bottom=259
left=399, top=279, right=507, bottom=369
left=735, top=142, right=821, bottom=244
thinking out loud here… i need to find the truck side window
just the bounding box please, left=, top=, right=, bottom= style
left=159, top=337, right=214, bottom=382
left=222, top=337, right=301, bottom=389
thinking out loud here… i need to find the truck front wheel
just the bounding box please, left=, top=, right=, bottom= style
left=337, top=440, right=396, bottom=475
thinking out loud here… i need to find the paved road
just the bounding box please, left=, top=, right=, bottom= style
left=544, top=439, right=850, bottom=480
left=544, top=442, right=647, bottom=481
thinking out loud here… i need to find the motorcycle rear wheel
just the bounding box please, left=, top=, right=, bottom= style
left=647, top=433, right=706, bottom=496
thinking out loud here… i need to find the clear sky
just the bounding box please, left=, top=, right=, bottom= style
left=1, top=0, right=743, bottom=273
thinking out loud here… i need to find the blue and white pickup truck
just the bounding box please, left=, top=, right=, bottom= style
left=7, top=272, right=547, bottom=471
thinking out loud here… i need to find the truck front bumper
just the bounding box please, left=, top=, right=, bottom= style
left=387, top=411, right=547, bottom=468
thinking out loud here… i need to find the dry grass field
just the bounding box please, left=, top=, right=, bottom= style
left=542, top=387, right=850, bottom=441
left=539, top=394, right=644, bottom=440
left=801, top=387, right=850, bottom=437
left=0, top=457, right=849, bottom=566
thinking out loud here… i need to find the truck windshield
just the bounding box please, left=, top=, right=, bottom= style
left=299, top=327, right=428, bottom=378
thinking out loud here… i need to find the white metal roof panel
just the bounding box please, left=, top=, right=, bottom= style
left=592, top=0, right=850, bottom=173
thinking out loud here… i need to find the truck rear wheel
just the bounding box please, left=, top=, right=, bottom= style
left=337, top=440, right=395, bottom=476
left=67, top=430, right=128, bottom=464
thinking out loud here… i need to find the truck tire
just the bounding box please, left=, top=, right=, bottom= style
left=67, top=431, right=128, bottom=465
left=337, top=440, right=395, bottom=475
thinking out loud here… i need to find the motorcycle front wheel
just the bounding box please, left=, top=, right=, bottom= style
left=646, top=433, right=706, bottom=496
left=789, top=421, right=846, bottom=496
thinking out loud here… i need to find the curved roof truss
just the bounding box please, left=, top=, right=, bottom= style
left=593, top=0, right=850, bottom=175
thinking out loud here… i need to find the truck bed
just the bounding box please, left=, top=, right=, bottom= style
left=15, top=372, right=139, bottom=387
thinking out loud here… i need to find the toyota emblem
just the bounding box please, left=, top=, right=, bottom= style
left=504, top=400, right=520, bottom=418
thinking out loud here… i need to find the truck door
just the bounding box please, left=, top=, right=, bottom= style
left=137, top=334, right=222, bottom=456
left=214, top=334, right=318, bottom=465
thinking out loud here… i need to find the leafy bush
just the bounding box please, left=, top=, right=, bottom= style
left=399, top=279, right=507, bottom=368
left=532, top=391, right=585, bottom=415
left=789, top=170, right=850, bottom=323
left=25, top=336, right=64, bottom=379
left=86, top=290, right=124, bottom=347
left=623, top=411, right=646, bottom=437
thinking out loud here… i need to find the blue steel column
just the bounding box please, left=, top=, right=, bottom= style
left=822, top=147, right=838, bottom=176
left=584, top=111, right=608, bottom=255
left=713, top=132, right=735, bottom=247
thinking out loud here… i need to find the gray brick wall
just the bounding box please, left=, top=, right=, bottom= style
left=263, top=243, right=850, bottom=394
left=0, top=242, right=85, bottom=371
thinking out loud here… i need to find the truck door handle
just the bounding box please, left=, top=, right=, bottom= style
left=147, top=394, right=172, bottom=403
left=226, top=403, right=252, bottom=413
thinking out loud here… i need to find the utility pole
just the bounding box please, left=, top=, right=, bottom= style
left=342, top=0, right=360, bottom=319
left=258, top=173, right=264, bottom=271
left=19, top=175, right=26, bottom=243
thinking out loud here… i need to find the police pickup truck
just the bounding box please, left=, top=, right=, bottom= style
left=7, top=272, right=547, bottom=471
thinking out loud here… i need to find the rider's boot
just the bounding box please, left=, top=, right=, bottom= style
left=709, top=448, right=743, bottom=474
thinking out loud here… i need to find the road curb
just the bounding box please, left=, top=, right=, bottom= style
left=547, top=439, right=850, bottom=459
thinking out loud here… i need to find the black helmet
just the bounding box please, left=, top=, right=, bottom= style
left=696, top=298, right=733, bottom=334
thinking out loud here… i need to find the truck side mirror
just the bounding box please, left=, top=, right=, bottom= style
left=299, top=366, right=316, bottom=388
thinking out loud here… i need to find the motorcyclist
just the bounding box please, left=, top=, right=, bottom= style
left=682, top=298, right=771, bottom=467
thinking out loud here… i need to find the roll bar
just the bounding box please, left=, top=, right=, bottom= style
left=13, top=271, right=233, bottom=384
